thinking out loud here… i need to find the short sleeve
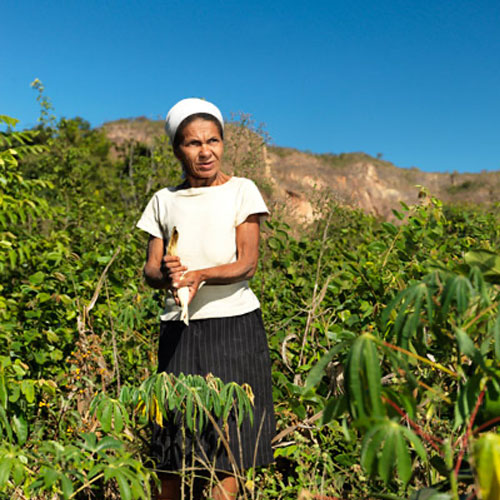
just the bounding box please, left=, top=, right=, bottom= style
left=136, top=193, right=165, bottom=239
left=235, top=179, right=270, bottom=226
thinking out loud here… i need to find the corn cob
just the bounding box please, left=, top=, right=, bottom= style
left=166, top=227, right=190, bottom=325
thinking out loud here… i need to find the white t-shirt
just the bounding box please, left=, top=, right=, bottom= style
left=136, top=176, right=269, bottom=321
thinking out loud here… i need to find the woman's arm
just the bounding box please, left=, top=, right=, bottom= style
left=143, top=236, right=187, bottom=290
left=172, top=214, right=262, bottom=302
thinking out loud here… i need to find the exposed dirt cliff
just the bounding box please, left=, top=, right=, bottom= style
left=265, top=146, right=500, bottom=222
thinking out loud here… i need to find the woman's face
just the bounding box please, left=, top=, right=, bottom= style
left=175, top=118, right=224, bottom=184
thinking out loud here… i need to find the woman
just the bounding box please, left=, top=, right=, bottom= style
left=136, top=98, right=275, bottom=500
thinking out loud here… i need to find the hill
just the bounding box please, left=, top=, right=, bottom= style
left=101, top=117, right=500, bottom=221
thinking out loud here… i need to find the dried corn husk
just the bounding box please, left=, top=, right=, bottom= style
left=167, top=227, right=190, bottom=325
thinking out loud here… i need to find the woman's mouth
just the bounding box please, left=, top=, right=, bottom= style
left=198, top=161, right=214, bottom=169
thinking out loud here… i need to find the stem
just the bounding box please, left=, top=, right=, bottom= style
left=181, top=417, right=186, bottom=500
left=462, top=301, right=499, bottom=331
left=79, top=246, right=121, bottom=334
left=298, top=211, right=332, bottom=369
left=381, top=396, right=443, bottom=454
left=379, top=338, right=459, bottom=378
left=454, top=387, right=486, bottom=478
left=444, top=439, right=459, bottom=500
left=416, top=378, right=452, bottom=405
left=473, top=416, right=500, bottom=434
left=69, top=472, right=105, bottom=499
left=381, top=206, right=417, bottom=269
left=105, top=280, right=121, bottom=394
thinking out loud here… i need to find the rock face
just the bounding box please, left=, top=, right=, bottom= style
left=266, top=146, right=500, bottom=221
left=266, top=148, right=421, bottom=221
left=101, top=118, right=500, bottom=222
left=102, top=117, right=164, bottom=147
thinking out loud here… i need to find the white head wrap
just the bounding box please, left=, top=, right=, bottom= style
left=165, top=98, right=224, bottom=145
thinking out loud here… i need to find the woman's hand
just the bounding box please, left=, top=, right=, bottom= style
left=162, top=255, right=187, bottom=284
left=175, top=270, right=204, bottom=304
left=162, top=255, right=187, bottom=305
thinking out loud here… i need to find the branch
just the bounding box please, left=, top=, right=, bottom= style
left=272, top=410, right=324, bottom=444
left=454, top=387, right=486, bottom=478
left=382, top=395, right=443, bottom=454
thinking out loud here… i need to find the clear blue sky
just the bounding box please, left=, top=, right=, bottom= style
left=2, top=0, right=499, bottom=173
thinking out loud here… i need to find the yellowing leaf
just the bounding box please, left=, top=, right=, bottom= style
left=244, top=479, right=255, bottom=492
left=473, top=433, right=500, bottom=500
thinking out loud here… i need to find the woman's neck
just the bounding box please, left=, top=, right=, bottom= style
left=185, top=171, right=231, bottom=188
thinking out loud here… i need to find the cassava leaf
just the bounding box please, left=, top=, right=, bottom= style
left=473, top=433, right=500, bottom=500
left=378, top=426, right=396, bottom=484
left=455, top=328, right=485, bottom=368
left=395, top=428, right=412, bottom=485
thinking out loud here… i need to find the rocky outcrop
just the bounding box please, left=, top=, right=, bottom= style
left=266, top=147, right=500, bottom=221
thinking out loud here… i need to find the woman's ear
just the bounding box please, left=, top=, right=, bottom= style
left=173, top=146, right=183, bottom=162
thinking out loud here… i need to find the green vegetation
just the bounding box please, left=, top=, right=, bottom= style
left=447, top=180, right=482, bottom=195
left=316, top=151, right=393, bottom=170
left=3, top=88, right=500, bottom=499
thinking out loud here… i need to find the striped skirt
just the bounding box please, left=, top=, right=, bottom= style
left=150, top=308, right=276, bottom=472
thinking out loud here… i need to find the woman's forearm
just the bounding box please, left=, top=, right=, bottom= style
left=174, top=216, right=261, bottom=290
left=196, top=259, right=257, bottom=286
left=143, top=263, right=170, bottom=289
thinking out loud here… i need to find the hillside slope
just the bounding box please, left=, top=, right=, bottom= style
left=102, top=117, right=500, bottom=221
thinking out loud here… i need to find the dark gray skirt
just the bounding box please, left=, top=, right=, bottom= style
left=150, top=309, right=276, bottom=472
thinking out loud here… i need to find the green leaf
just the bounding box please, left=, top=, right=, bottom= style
left=96, top=436, right=123, bottom=453
left=37, top=292, right=52, bottom=303
left=346, top=335, right=366, bottom=419
left=454, top=374, right=481, bottom=430
left=363, top=336, right=384, bottom=417
left=382, top=221, right=398, bottom=235
left=0, top=459, right=13, bottom=486
left=11, top=414, right=28, bottom=445
left=455, top=276, right=472, bottom=314
left=395, top=428, right=412, bottom=485
left=322, top=396, right=347, bottom=424
left=20, top=380, right=35, bottom=403
left=409, top=489, right=452, bottom=500
left=115, top=471, right=132, bottom=500
left=113, top=403, right=124, bottom=433
left=346, top=334, right=384, bottom=420
left=60, top=474, right=74, bottom=499
left=455, top=328, right=485, bottom=368
left=378, top=426, right=396, bottom=484
left=11, top=459, right=25, bottom=484
left=360, top=420, right=426, bottom=485
left=0, top=406, right=13, bottom=441
left=492, top=314, right=500, bottom=362
left=0, top=374, right=7, bottom=407
left=267, top=237, right=280, bottom=250
left=399, top=426, right=427, bottom=461
left=0, top=115, right=19, bottom=127
left=473, top=433, right=500, bottom=500
left=361, top=425, right=385, bottom=476
left=100, top=399, right=113, bottom=433
left=185, top=392, right=194, bottom=431
left=384, top=284, right=426, bottom=349
left=43, top=467, right=59, bottom=488
left=28, top=271, right=45, bottom=285
left=305, top=343, right=345, bottom=390
left=221, top=385, right=234, bottom=421
left=465, top=250, right=500, bottom=284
